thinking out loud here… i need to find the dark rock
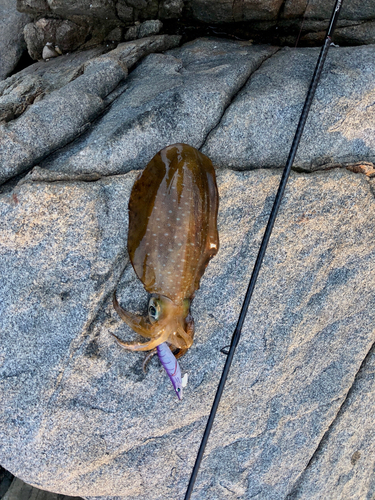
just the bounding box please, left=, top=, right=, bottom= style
left=283, top=0, right=375, bottom=21
left=126, top=0, right=159, bottom=20
left=124, top=19, right=163, bottom=41
left=41, top=0, right=117, bottom=20
left=0, top=0, right=30, bottom=80
left=105, top=27, right=124, bottom=42
left=294, top=0, right=375, bottom=21
left=23, top=18, right=89, bottom=61
left=334, top=20, right=375, bottom=45
left=159, top=0, right=183, bottom=18
left=124, top=24, right=140, bottom=40
left=138, top=19, right=163, bottom=38
left=2, top=475, right=84, bottom=500
left=187, top=0, right=284, bottom=23
left=15, top=0, right=375, bottom=40
left=16, top=0, right=50, bottom=17
left=116, top=1, right=134, bottom=23
left=296, top=21, right=375, bottom=46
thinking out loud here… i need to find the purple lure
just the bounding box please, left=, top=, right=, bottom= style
left=157, top=343, right=184, bottom=400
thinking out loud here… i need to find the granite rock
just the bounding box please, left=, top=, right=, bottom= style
left=0, top=47, right=106, bottom=123
left=188, top=0, right=375, bottom=24
left=124, top=23, right=140, bottom=40
left=17, top=0, right=118, bottom=21
left=16, top=0, right=375, bottom=23
left=116, top=1, right=135, bottom=23
left=17, top=0, right=167, bottom=48
left=0, top=0, right=30, bottom=81
left=0, top=167, right=374, bottom=499
left=95, top=33, right=181, bottom=70
left=0, top=35, right=181, bottom=185
left=287, top=340, right=375, bottom=500
left=40, top=38, right=277, bottom=176
left=13, top=0, right=375, bottom=48
left=124, top=19, right=162, bottom=41
left=3, top=39, right=375, bottom=186
left=18, top=0, right=167, bottom=24
left=0, top=52, right=128, bottom=186
left=203, top=45, right=375, bottom=171
left=296, top=20, right=375, bottom=46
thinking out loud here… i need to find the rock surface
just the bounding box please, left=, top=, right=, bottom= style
left=16, top=0, right=375, bottom=24
left=1, top=20, right=375, bottom=500
left=40, top=39, right=276, bottom=177
left=288, top=340, right=375, bottom=500
left=0, top=167, right=375, bottom=499
left=188, top=0, right=284, bottom=23
left=0, top=46, right=106, bottom=123
left=188, top=0, right=375, bottom=23
left=36, top=41, right=375, bottom=177
left=0, top=0, right=30, bottom=80
left=0, top=35, right=181, bottom=185
left=0, top=52, right=128, bottom=186
left=334, top=20, right=375, bottom=45
left=203, top=45, right=375, bottom=171
left=2, top=38, right=375, bottom=186
left=283, top=0, right=375, bottom=21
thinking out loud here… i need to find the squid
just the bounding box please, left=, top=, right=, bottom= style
left=112, top=143, right=219, bottom=398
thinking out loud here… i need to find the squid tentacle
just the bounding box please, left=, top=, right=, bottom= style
left=142, top=348, right=157, bottom=373
left=113, top=292, right=155, bottom=338
left=110, top=325, right=170, bottom=352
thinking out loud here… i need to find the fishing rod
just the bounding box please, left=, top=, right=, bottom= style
left=184, top=0, right=344, bottom=498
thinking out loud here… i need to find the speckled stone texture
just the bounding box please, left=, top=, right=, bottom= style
left=40, top=39, right=276, bottom=177
left=287, top=341, right=375, bottom=500
left=0, top=46, right=107, bottom=123
left=0, top=167, right=375, bottom=499
left=0, top=35, right=181, bottom=185
left=2, top=39, right=375, bottom=188
left=1, top=18, right=375, bottom=500
left=202, top=45, right=375, bottom=171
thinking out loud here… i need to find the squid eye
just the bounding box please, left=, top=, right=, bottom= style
left=148, top=298, right=161, bottom=322
left=149, top=305, right=157, bottom=318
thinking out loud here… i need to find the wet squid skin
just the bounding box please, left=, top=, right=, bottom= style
left=112, top=143, right=219, bottom=359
